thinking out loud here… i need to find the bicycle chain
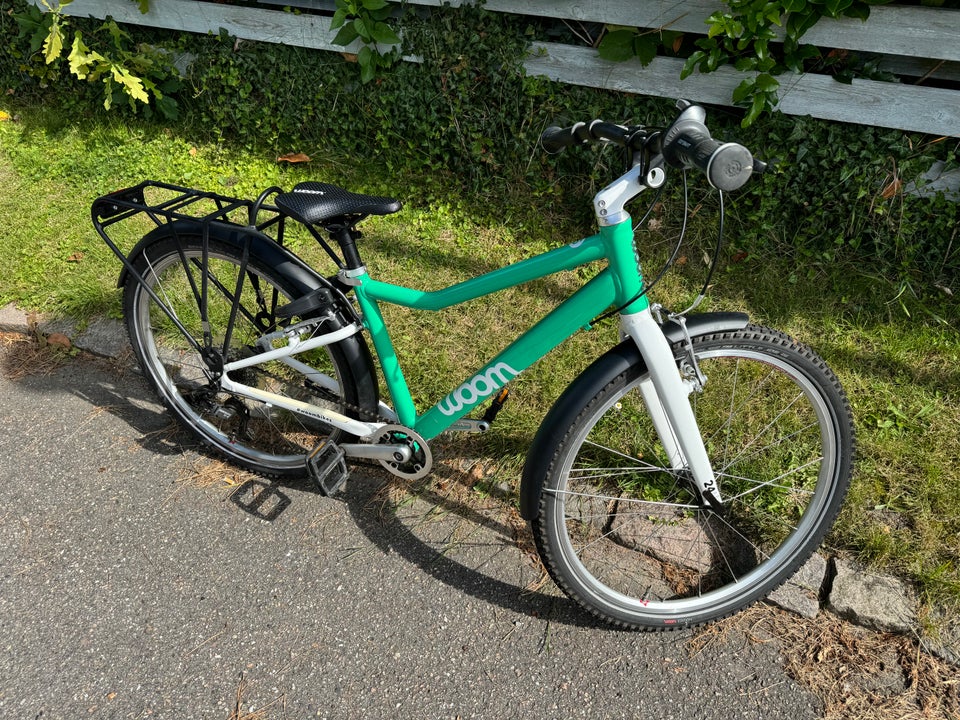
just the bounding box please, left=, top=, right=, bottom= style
left=224, top=348, right=432, bottom=477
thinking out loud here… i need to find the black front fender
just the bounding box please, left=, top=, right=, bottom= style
left=518, top=311, right=749, bottom=521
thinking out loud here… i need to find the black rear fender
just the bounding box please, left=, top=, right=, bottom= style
left=117, top=220, right=325, bottom=298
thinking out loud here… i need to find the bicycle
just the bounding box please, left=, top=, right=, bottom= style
left=92, top=101, right=855, bottom=630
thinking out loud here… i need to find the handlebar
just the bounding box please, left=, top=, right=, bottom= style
left=541, top=120, right=635, bottom=153
left=541, top=100, right=764, bottom=192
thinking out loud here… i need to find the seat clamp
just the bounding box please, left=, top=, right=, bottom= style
left=338, top=266, right=367, bottom=286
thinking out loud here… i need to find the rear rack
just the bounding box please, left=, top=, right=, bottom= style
left=91, top=180, right=344, bottom=365
left=92, top=179, right=288, bottom=251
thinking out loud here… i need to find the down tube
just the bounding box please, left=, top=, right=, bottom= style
left=414, top=269, right=618, bottom=440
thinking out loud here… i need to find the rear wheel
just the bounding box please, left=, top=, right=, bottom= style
left=531, top=327, right=855, bottom=629
left=123, top=229, right=378, bottom=478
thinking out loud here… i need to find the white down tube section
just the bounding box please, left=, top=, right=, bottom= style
left=619, top=308, right=722, bottom=505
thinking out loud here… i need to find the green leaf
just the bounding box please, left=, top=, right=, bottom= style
left=598, top=29, right=636, bottom=62
left=357, top=45, right=375, bottom=83
left=707, top=18, right=728, bottom=39
left=680, top=50, right=706, bottom=79
left=137, top=0, right=149, bottom=14
left=370, top=21, right=400, bottom=45
left=732, top=76, right=756, bottom=104
left=42, top=19, right=64, bottom=64
left=353, top=17, right=370, bottom=42
left=67, top=31, right=104, bottom=78
left=155, top=94, right=179, bottom=121
left=843, top=3, right=871, bottom=20
left=825, top=0, right=854, bottom=17
left=331, top=8, right=348, bottom=30
left=834, top=68, right=854, bottom=84
left=111, top=63, right=149, bottom=103
left=755, top=72, right=779, bottom=92
left=104, top=19, right=130, bottom=48
left=361, top=0, right=388, bottom=9
left=332, top=23, right=360, bottom=47
left=786, top=9, right=819, bottom=40
left=633, top=34, right=658, bottom=66
left=742, top=92, right=767, bottom=127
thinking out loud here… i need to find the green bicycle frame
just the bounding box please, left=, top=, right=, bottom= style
left=350, top=217, right=648, bottom=440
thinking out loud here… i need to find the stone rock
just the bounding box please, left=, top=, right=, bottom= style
left=70, top=316, right=128, bottom=359
left=610, top=510, right=756, bottom=577
left=611, top=510, right=713, bottom=573
left=767, top=552, right=827, bottom=619
left=828, top=558, right=918, bottom=634
left=45, top=332, right=72, bottom=350
left=0, top=303, right=32, bottom=333
left=565, top=483, right=613, bottom=532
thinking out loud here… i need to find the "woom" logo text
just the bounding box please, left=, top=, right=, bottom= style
left=436, top=362, right=518, bottom=416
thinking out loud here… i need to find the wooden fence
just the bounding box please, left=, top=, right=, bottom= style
left=57, top=0, right=960, bottom=137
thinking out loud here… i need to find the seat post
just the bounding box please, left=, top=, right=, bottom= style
left=330, top=225, right=364, bottom=270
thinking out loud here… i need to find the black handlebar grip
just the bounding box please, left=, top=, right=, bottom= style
left=703, top=142, right=754, bottom=192
left=662, top=108, right=755, bottom=191
left=541, top=123, right=584, bottom=153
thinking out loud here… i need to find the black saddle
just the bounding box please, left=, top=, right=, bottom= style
left=275, top=181, right=401, bottom=227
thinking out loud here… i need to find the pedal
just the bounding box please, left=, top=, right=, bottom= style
left=482, top=387, right=510, bottom=424
left=306, top=439, right=349, bottom=496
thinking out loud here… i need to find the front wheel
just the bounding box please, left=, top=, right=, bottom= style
left=530, top=326, right=855, bottom=630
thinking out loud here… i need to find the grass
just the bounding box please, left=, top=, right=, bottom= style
left=1, top=103, right=958, bottom=623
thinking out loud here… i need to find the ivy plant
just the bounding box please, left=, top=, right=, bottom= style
left=683, top=0, right=892, bottom=125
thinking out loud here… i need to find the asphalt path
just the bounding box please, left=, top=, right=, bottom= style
left=0, top=348, right=822, bottom=719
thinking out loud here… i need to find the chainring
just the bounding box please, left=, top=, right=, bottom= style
left=374, top=424, right=433, bottom=480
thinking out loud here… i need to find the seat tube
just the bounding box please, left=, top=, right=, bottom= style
left=620, top=308, right=722, bottom=505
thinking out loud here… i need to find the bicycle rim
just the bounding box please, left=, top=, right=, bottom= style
left=537, top=330, right=853, bottom=628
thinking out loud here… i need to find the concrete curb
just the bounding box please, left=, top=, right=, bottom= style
left=0, top=303, right=128, bottom=360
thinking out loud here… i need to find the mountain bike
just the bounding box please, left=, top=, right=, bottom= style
left=92, top=101, right=855, bottom=630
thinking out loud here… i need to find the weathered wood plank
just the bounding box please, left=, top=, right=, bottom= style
left=526, top=42, right=960, bottom=137
left=62, top=0, right=349, bottom=52
left=367, top=0, right=960, bottom=62
left=802, top=5, right=960, bottom=62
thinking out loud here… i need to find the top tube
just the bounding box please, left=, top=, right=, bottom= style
left=347, top=216, right=648, bottom=437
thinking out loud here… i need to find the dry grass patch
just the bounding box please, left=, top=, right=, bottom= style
left=691, top=604, right=960, bottom=719
left=0, top=329, right=73, bottom=379
left=178, top=457, right=259, bottom=490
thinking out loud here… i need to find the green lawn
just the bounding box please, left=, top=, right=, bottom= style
left=2, top=103, right=958, bottom=620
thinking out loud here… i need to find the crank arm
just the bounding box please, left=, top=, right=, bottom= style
left=340, top=443, right=413, bottom=463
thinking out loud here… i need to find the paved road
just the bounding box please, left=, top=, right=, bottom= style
left=0, top=348, right=822, bottom=719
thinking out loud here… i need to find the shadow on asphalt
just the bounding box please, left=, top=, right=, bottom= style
left=21, top=350, right=604, bottom=632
